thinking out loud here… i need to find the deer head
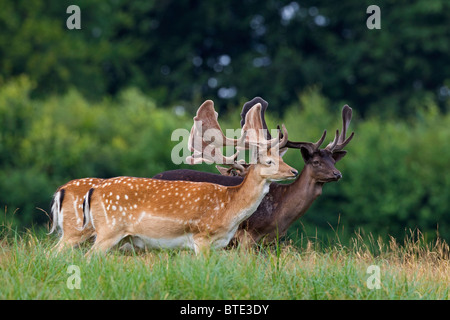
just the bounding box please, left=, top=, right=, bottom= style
left=283, top=105, right=354, bottom=182
left=238, top=99, right=354, bottom=182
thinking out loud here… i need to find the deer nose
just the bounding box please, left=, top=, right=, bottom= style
left=333, top=171, right=342, bottom=179
left=291, top=169, right=299, bottom=177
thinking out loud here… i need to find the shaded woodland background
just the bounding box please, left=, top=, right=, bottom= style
left=1, top=0, right=449, bottom=243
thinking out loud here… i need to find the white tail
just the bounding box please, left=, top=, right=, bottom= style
left=49, top=190, right=63, bottom=235
left=49, top=178, right=103, bottom=252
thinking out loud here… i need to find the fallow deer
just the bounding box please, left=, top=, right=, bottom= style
left=81, top=100, right=298, bottom=255
left=49, top=178, right=103, bottom=251
left=48, top=98, right=255, bottom=251
left=154, top=98, right=354, bottom=247
left=233, top=103, right=354, bottom=246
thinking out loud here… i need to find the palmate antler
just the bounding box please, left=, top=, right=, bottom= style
left=324, top=105, right=355, bottom=153
left=240, top=97, right=289, bottom=155
left=213, top=97, right=289, bottom=176
left=186, top=100, right=289, bottom=174
left=186, top=100, right=247, bottom=173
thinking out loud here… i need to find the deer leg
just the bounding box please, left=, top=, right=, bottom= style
left=193, top=235, right=212, bottom=255
left=52, top=229, right=95, bottom=253
left=232, top=229, right=257, bottom=250
left=85, top=231, right=125, bottom=257
left=52, top=236, right=79, bottom=253
left=48, top=235, right=82, bottom=258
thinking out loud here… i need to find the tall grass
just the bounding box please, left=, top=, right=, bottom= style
left=0, top=223, right=448, bottom=300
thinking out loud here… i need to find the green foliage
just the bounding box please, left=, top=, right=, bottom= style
left=287, top=89, right=450, bottom=242
left=0, top=77, right=450, bottom=242
left=0, top=77, right=195, bottom=227
left=0, top=1, right=449, bottom=116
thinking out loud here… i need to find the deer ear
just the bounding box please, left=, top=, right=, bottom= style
left=216, top=165, right=233, bottom=176
left=279, top=147, right=288, bottom=157
left=300, top=147, right=312, bottom=162
left=332, top=150, right=347, bottom=162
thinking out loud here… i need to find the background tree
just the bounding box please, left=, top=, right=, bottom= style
left=1, top=0, right=448, bottom=116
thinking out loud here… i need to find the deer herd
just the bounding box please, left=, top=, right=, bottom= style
left=49, top=97, right=354, bottom=256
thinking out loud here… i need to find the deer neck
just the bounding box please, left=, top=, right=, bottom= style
left=226, top=165, right=271, bottom=224
left=278, top=165, right=324, bottom=222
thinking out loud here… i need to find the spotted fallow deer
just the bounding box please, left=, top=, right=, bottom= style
left=81, top=100, right=298, bottom=255
left=49, top=178, right=104, bottom=251
left=154, top=97, right=354, bottom=247
left=48, top=97, right=259, bottom=252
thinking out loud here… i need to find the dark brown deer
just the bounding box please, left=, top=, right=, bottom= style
left=154, top=97, right=354, bottom=247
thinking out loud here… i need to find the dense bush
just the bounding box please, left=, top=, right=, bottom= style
left=285, top=92, right=450, bottom=243
left=0, top=77, right=449, bottom=242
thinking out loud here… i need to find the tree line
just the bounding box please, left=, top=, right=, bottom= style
left=0, top=0, right=449, bottom=117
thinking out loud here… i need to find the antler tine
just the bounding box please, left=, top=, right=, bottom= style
left=266, top=125, right=285, bottom=149
left=325, top=129, right=339, bottom=152
left=336, top=131, right=355, bottom=150
left=272, top=124, right=288, bottom=149
left=339, top=105, right=352, bottom=144
left=283, top=129, right=327, bottom=154
left=313, top=130, right=328, bottom=150
left=325, top=105, right=354, bottom=152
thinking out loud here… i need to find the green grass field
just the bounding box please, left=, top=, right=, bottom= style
left=0, top=225, right=448, bottom=300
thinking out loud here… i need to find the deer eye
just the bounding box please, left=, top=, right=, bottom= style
left=266, top=160, right=273, bottom=165
left=312, top=160, right=320, bottom=166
